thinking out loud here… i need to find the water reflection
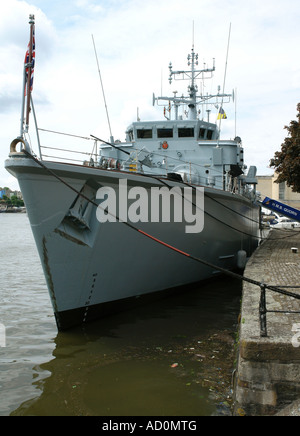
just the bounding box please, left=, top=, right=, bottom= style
left=11, top=277, right=241, bottom=416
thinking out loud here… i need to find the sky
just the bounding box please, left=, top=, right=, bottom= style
left=1, top=0, right=300, bottom=190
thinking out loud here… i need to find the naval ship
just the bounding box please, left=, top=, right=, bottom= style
left=5, top=17, right=261, bottom=330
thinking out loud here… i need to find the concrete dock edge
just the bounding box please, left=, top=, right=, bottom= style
left=233, top=229, right=300, bottom=416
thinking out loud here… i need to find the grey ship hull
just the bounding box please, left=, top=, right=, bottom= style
left=5, top=155, right=260, bottom=330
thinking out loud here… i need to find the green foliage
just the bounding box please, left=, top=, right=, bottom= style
left=270, top=103, right=300, bottom=193
left=0, top=194, right=24, bottom=207
left=10, top=195, right=24, bottom=207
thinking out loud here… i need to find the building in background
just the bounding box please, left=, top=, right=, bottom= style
left=0, top=188, right=23, bottom=200
left=257, top=175, right=300, bottom=209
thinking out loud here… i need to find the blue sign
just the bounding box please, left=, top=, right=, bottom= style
left=262, top=197, right=300, bottom=222
left=0, top=190, right=5, bottom=199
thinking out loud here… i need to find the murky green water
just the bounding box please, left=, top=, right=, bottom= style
left=0, top=214, right=241, bottom=416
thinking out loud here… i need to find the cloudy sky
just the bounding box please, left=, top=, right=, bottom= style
left=1, top=0, right=300, bottom=190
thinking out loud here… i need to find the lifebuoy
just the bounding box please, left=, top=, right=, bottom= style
left=162, top=141, right=169, bottom=150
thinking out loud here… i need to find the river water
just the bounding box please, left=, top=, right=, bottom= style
left=0, top=213, right=241, bottom=416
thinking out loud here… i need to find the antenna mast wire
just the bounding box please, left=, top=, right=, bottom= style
left=218, top=23, right=232, bottom=137
left=92, top=34, right=114, bottom=143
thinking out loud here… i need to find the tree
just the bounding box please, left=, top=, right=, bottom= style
left=10, top=195, right=24, bottom=207
left=270, top=103, right=300, bottom=192
left=0, top=194, right=24, bottom=208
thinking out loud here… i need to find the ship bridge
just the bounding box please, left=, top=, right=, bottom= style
left=126, top=119, right=219, bottom=143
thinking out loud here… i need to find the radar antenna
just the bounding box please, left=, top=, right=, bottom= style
left=152, top=29, right=234, bottom=121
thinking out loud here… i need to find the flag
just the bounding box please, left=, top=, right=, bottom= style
left=24, top=27, right=35, bottom=96
left=217, top=107, right=227, bottom=120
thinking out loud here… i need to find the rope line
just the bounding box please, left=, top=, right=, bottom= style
left=21, top=149, right=300, bottom=301
left=37, top=129, right=298, bottom=240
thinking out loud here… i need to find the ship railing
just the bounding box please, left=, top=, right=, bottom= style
left=40, top=145, right=101, bottom=166
left=259, top=283, right=300, bottom=337
left=39, top=143, right=242, bottom=193
left=37, top=128, right=101, bottom=166
left=36, top=128, right=245, bottom=194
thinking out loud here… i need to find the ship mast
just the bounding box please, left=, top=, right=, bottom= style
left=186, top=46, right=201, bottom=119
left=153, top=45, right=233, bottom=122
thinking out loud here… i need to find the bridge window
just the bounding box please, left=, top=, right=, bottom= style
left=158, top=128, right=173, bottom=138
left=137, top=129, right=153, bottom=139
left=207, top=129, right=213, bottom=140
left=178, top=128, right=194, bottom=138
left=199, top=128, right=206, bottom=139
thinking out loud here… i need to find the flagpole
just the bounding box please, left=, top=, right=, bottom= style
left=20, top=61, right=27, bottom=138
left=25, top=14, right=35, bottom=132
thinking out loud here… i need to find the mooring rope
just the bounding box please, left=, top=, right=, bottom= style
left=21, top=149, right=300, bottom=301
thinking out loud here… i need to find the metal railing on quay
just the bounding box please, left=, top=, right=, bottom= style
left=259, top=284, right=300, bottom=337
